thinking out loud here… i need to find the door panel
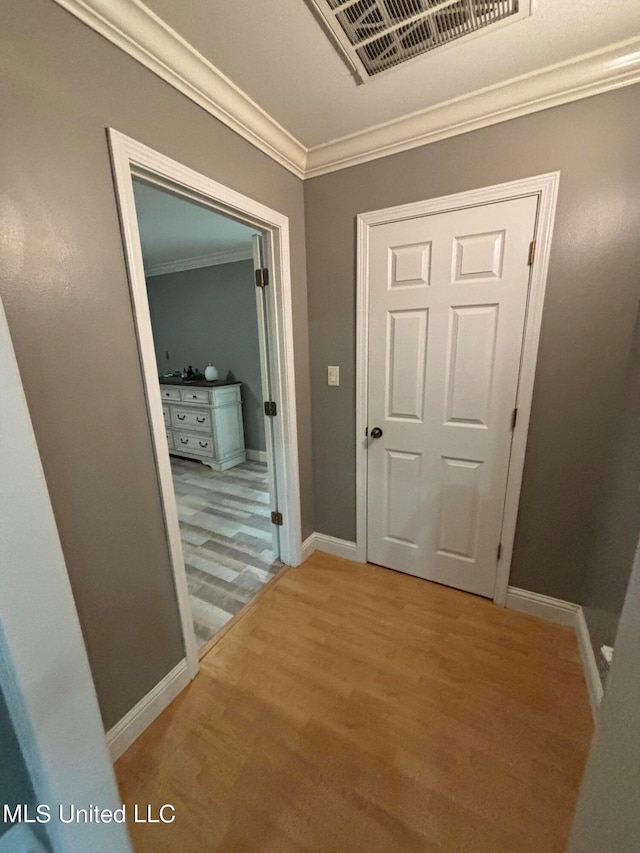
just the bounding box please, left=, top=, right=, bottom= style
left=452, top=230, right=505, bottom=283
left=387, top=309, right=428, bottom=421
left=445, top=304, right=498, bottom=427
left=384, top=449, right=423, bottom=547
left=389, top=242, right=432, bottom=287
left=437, top=456, right=482, bottom=560
left=367, top=195, right=538, bottom=597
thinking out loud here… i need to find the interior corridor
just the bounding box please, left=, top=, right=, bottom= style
left=115, top=552, right=592, bottom=853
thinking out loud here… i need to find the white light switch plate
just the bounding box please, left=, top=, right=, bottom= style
left=327, top=366, right=340, bottom=386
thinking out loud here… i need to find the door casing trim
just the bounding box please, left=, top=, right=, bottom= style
left=108, top=129, right=303, bottom=680
left=355, top=172, right=561, bottom=605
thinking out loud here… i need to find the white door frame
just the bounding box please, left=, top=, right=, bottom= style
left=355, top=172, right=560, bottom=606
left=0, top=294, right=132, bottom=852
left=108, top=129, right=303, bottom=679
left=252, top=234, right=280, bottom=557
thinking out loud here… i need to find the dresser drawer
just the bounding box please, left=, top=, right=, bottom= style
left=174, top=430, right=214, bottom=457
left=181, top=387, right=211, bottom=404
left=160, top=386, right=181, bottom=401
left=162, top=405, right=171, bottom=426
left=165, top=429, right=174, bottom=450
left=171, top=407, right=211, bottom=433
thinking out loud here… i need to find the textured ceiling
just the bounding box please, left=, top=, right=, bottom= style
left=141, top=0, right=640, bottom=147
left=133, top=181, right=258, bottom=270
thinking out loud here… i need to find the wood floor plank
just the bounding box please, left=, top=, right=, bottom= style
left=116, top=552, right=592, bottom=852
left=171, top=456, right=281, bottom=649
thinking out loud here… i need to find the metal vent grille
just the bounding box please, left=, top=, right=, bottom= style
left=309, top=0, right=529, bottom=81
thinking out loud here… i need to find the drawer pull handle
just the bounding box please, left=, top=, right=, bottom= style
left=196, top=417, right=205, bottom=423
left=180, top=438, right=188, bottom=445
left=177, top=414, right=185, bottom=420
left=191, top=394, right=198, bottom=399
left=199, top=441, right=208, bottom=448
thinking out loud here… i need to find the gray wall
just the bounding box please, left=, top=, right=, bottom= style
left=0, top=0, right=312, bottom=729
left=148, top=260, right=266, bottom=452
left=580, top=302, right=640, bottom=677
left=304, top=84, right=640, bottom=603
left=569, top=535, right=640, bottom=853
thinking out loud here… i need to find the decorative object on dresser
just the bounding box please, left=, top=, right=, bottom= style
left=160, top=381, right=246, bottom=471
left=204, top=363, right=219, bottom=381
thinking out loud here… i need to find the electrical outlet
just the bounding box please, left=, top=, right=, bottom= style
left=327, top=366, right=340, bottom=386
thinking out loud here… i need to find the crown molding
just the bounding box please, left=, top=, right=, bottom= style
left=50, top=0, right=307, bottom=178
left=144, top=246, right=253, bottom=278
left=51, top=0, right=640, bottom=180
left=305, top=37, right=640, bottom=178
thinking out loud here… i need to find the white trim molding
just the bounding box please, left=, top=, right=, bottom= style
left=0, top=292, right=131, bottom=851
left=46, top=2, right=640, bottom=179
left=575, top=607, right=605, bottom=719
left=506, top=587, right=603, bottom=721
left=246, top=449, right=268, bottom=463
left=107, top=659, right=190, bottom=761
left=305, top=37, right=640, bottom=177
left=108, top=130, right=304, bottom=694
left=506, top=586, right=580, bottom=626
left=301, top=533, right=359, bottom=562
left=145, top=246, right=253, bottom=278
left=356, top=173, right=560, bottom=605
left=51, top=0, right=306, bottom=178
left=300, top=533, right=317, bottom=562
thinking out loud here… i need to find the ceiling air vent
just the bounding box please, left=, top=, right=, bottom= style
left=307, top=0, right=531, bottom=82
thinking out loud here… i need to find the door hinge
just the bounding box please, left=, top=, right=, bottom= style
left=255, top=267, right=269, bottom=288
left=528, top=241, right=536, bottom=266
left=497, top=542, right=502, bottom=561
left=264, top=401, right=277, bottom=417
left=271, top=511, right=283, bottom=526
left=511, top=407, right=518, bottom=431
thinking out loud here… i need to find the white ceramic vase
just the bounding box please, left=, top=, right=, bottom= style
left=204, top=364, right=219, bottom=382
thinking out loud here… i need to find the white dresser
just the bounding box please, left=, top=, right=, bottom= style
left=160, top=382, right=246, bottom=471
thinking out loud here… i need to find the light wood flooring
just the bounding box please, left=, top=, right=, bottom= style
left=116, top=552, right=593, bottom=853
left=171, top=457, right=281, bottom=649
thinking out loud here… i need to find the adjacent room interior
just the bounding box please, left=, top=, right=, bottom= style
left=133, top=180, right=282, bottom=650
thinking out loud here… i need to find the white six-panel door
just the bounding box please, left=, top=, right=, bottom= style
left=366, top=196, right=538, bottom=597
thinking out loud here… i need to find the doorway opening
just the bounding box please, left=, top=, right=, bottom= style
left=132, top=180, right=281, bottom=653
left=109, top=130, right=302, bottom=678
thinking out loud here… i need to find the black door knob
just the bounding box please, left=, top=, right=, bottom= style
left=370, top=427, right=383, bottom=439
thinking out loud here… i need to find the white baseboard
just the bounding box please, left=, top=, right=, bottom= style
left=300, top=532, right=359, bottom=562
left=506, top=586, right=580, bottom=626
left=315, top=533, right=358, bottom=560
left=106, top=659, right=190, bottom=761
left=246, top=449, right=267, bottom=463
left=506, top=586, right=602, bottom=720
left=575, top=607, right=604, bottom=719
left=300, top=533, right=317, bottom=562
